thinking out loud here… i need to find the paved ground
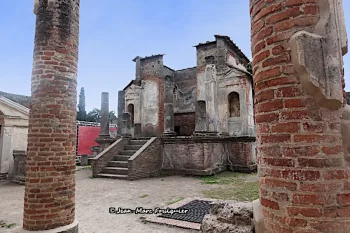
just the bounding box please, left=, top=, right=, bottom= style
left=0, top=168, right=211, bottom=233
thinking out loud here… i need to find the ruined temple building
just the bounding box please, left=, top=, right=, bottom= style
left=118, top=35, right=254, bottom=138
left=92, top=35, right=257, bottom=179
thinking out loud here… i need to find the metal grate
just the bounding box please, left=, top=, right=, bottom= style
left=158, top=200, right=212, bottom=224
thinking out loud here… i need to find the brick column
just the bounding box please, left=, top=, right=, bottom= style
left=22, top=0, right=79, bottom=232
left=251, top=0, right=350, bottom=232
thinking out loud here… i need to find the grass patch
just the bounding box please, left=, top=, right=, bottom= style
left=166, top=197, right=185, bottom=205
left=139, top=194, right=148, bottom=198
left=199, top=171, right=259, bottom=202
left=202, top=181, right=259, bottom=202
left=197, top=171, right=255, bottom=185
left=0, top=221, right=16, bottom=229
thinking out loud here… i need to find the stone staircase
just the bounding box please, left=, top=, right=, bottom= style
left=97, top=138, right=151, bottom=179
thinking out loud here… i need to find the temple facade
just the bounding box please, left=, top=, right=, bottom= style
left=118, top=35, right=255, bottom=138
left=93, top=35, right=257, bottom=179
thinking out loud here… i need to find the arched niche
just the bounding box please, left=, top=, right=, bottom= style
left=127, top=103, right=135, bottom=127
left=228, top=92, right=240, bottom=117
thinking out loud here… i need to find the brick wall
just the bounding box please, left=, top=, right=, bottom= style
left=128, top=138, right=162, bottom=180
left=251, top=0, right=350, bottom=232
left=174, top=112, right=195, bottom=136
left=23, top=0, right=80, bottom=231
left=228, top=142, right=256, bottom=172
left=91, top=138, right=129, bottom=177
left=91, top=138, right=130, bottom=177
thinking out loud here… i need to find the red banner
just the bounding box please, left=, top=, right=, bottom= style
left=77, top=126, right=117, bottom=156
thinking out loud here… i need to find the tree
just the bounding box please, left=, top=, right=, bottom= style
left=77, top=87, right=86, bottom=121
left=85, top=108, right=116, bottom=123
left=109, top=111, right=117, bottom=124
left=247, top=62, right=252, bottom=75
left=86, top=108, right=100, bottom=122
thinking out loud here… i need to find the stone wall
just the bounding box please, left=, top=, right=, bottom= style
left=201, top=201, right=254, bottom=233
left=161, top=136, right=256, bottom=175
left=91, top=138, right=129, bottom=177
left=195, top=36, right=254, bottom=136
left=141, top=55, right=164, bottom=136
left=128, top=137, right=162, bottom=180
left=12, top=150, right=26, bottom=183
left=174, top=112, right=195, bottom=136
left=0, top=98, right=29, bottom=176
left=174, top=67, right=197, bottom=91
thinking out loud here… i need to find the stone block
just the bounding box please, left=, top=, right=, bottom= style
left=80, top=154, right=88, bottom=166
left=201, top=201, right=254, bottom=233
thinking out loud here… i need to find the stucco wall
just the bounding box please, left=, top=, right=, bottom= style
left=195, top=41, right=254, bottom=136
left=141, top=80, right=159, bottom=135
left=0, top=100, right=29, bottom=175
left=124, top=84, right=142, bottom=124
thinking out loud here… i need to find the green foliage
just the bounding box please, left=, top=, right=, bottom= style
left=77, top=87, right=87, bottom=121
left=86, top=108, right=101, bottom=122
left=247, top=62, right=252, bottom=75
left=85, top=109, right=117, bottom=123
left=0, top=221, right=16, bottom=229
left=139, top=194, right=149, bottom=198
left=109, top=111, right=117, bottom=122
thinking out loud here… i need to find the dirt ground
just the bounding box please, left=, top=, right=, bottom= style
left=0, top=168, right=213, bottom=233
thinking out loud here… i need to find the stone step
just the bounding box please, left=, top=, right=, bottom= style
left=124, top=145, right=143, bottom=151
left=113, top=155, right=131, bottom=161
left=119, top=150, right=137, bottom=156
left=132, top=137, right=152, bottom=140
left=102, top=167, right=128, bottom=175
left=97, top=173, right=128, bottom=180
left=108, top=161, right=128, bottom=168
left=129, top=140, right=148, bottom=145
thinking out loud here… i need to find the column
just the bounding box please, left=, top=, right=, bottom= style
left=117, top=91, right=125, bottom=137
left=162, top=76, right=176, bottom=136
left=22, top=0, right=80, bottom=231
left=99, top=92, right=109, bottom=136
left=121, top=112, right=132, bottom=137
left=251, top=0, right=350, bottom=232
left=95, top=92, right=115, bottom=152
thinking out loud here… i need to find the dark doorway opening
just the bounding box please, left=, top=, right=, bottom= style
left=174, top=126, right=180, bottom=135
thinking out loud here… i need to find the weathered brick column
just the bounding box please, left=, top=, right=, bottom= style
left=251, top=0, right=350, bottom=232
left=22, top=0, right=80, bottom=232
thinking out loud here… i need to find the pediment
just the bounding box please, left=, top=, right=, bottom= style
left=0, top=96, right=29, bottom=119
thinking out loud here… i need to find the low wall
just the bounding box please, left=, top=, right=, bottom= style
left=91, top=138, right=129, bottom=177
left=12, top=150, right=26, bottom=184
left=128, top=137, right=162, bottom=180
left=161, top=136, right=256, bottom=175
